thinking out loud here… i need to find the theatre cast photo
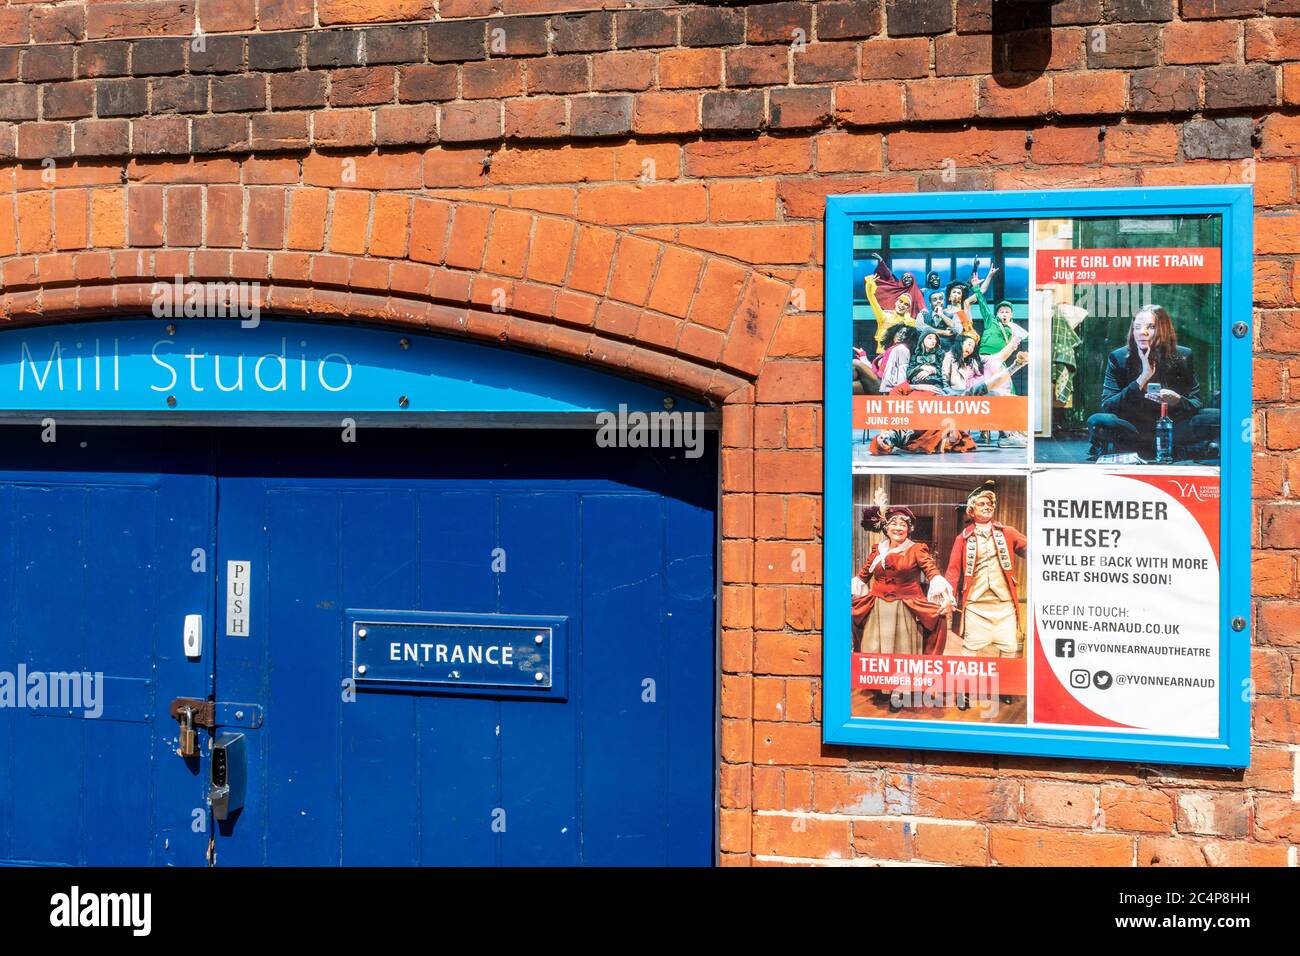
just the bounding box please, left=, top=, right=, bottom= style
left=1033, top=214, right=1223, bottom=465
left=850, top=219, right=1032, bottom=470
left=850, top=473, right=1029, bottom=724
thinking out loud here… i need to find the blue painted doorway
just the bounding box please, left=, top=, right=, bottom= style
left=0, top=428, right=217, bottom=865
left=0, top=425, right=717, bottom=866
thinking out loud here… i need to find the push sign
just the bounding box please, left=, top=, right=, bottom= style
left=349, top=611, right=568, bottom=700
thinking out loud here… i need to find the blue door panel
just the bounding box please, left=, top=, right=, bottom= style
left=415, top=492, right=501, bottom=866
left=415, top=492, right=499, bottom=613
left=418, top=698, right=502, bottom=866
left=0, top=429, right=217, bottom=867
left=0, top=485, right=11, bottom=861
left=263, top=489, right=342, bottom=865
left=84, top=721, right=153, bottom=865
left=662, top=492, right=718, bottom=865
left=11, top=486, right=85, bottom=864
left=580, top=494, right=668, bottom=865
left=81, top=485, right=157, bottom=866
left=211, top=480, right=362, bottom=866
left=208, top=476, right=265, bottom=866
left=497, top=492, right=581, bottom=866
left=0, top=424, right=716, bottom=867
left=339, top=491, right=422, bottom=866
left=212, top=430, right=717, bottom=866
left=150, top=472, right=220, bottom=866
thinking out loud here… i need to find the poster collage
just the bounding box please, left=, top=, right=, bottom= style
left=848, top=213, right=1223, bottom=737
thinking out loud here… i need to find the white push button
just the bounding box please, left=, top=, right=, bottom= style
left=183, top=614, right=203, bottom=659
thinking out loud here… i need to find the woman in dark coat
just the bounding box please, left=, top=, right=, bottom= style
left=1086, top=305, right=1219, bottom=460
left=906, top=330, right=947, bottom=392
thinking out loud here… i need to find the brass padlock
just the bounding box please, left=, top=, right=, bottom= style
left=177, top=705, right=197, bottom=758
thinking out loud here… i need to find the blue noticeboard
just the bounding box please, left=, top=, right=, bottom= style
left=825, top=185, right=1252, bottom=768
left=0, top=317, right=706, bottom=420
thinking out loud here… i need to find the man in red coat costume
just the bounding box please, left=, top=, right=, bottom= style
left=945, top=480, right=1028, bottom=659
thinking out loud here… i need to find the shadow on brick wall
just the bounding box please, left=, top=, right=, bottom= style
left=992, top=0, right=1057, bottom=83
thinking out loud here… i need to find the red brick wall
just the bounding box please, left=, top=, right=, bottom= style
left=0, top=0, right=1297, bottom=866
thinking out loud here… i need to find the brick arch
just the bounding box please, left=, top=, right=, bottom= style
left=0, top=182, right=803, bottom=405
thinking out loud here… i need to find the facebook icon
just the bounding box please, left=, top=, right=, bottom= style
left=1055, top=639, right=1075, bottom=658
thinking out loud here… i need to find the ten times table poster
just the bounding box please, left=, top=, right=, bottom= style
left=824, top=186, right=1253, bottom=767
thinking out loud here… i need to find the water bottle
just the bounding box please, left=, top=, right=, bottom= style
left=1155, top=402, right=1173, bottom=463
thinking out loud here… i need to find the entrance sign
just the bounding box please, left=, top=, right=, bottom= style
left=349, top=611, right=569, bottom=699
left=0, top=318, right=705, bottom=419
left=824, top=186, right=1252, bottom=767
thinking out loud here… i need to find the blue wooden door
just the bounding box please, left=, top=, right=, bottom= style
left=211, top=428, right=716, bottom=866
left=0, top=428, right=216, bottom=866
left=0, top=425, right=715, bottom=866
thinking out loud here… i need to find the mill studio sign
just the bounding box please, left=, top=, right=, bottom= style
left=0, top=316, right=709, bottom=420
left=9, top=322, right=357, bottom=410
left=21, top=335, right=355, bottom=395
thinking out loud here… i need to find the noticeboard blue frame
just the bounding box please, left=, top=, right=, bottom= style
left=824, top=185, right=1253, bottom=768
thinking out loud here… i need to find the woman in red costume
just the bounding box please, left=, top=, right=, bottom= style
left=851, top=490, right=955, bottom=657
